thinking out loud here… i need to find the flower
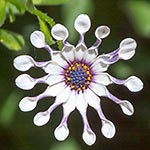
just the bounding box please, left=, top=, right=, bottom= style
left=14, top=14, right=143, bottom=146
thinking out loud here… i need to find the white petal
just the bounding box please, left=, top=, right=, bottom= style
left=120, top=38, right=137, bottom=49
left=19, top=97, right=37, bottom=112
left=43, top=61, right=64, bottom=74
left=46, top=75, right=64, bottom=85
left=54, top=125, right=69, bottom=141
left=55, top=86, right=71, bottom=103
left=30, top=31, right=46, bottom=48
left=125, top=76, right=143, bottom=92
left=63, top=90, right=76, bottom=114
left=82, top=129, right=96, bottom=146
left=95, top=26, right=110, bottom=39
left=91, top=58, right=109, bottom=73
left=76, top=92, right=88, bottom=112
left=51, top=51, right=68, bottom=67
left=33, top=111, right=50, bottom=126
left=51, top=24, right=69, bottom=41
left=74, top=44, right=87, bottom=61
left=74, top=14, right=91, bottom=34
left=15, top=74, right=35, bottom=90
left=13, top=55, right=34, bottom=71
left=46, top=82, right=66, bottom=97
left=83, top=48, right=98, bottom=62
left=93, top=73, right=112, bottom=85
left=84, top=88, right=100, bottom=109
left=119, top=48, right=135, bottom=60
left=119, top=38, right=137, bottom=60
left=101, top=120, right=116, bottom=139
left=62, top=45, right=75, bottom=63
left=119, top=100, right=134, bottom=116
left=90, top=82, right=107, bottom=97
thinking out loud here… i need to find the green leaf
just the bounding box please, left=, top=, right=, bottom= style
left=26, top=0, right=35, bottom=13
left=57, top=40, right=62, bottom=50
left=38, top=17, right=55, bottom=45
left=0, top=29, right=25, bottom=51
left=8, top=6, right=16, bottom=23
left=7, top=0, right=26, bottom=14
left=125, top=1, right=150, bottom=38
left=0, top=0, right=6, bottom=27
left=33, top=0, right=69, bottom=5
left=33, top=8, right=55, bottom=27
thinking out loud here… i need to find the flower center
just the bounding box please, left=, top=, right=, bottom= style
left=65, top=62, right=92, bottom=93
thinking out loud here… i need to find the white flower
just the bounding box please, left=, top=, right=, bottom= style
left=14, top=14, right=143, bottom=146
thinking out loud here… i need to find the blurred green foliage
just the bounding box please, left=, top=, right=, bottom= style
left=0, top=0, right=68, bottom=51
left=0, top=29, right=25, bottom=50
left=0, top=0, right=150, bottom=150
left=49, top=138, right=82, bottom=150
left=33, top=0, right=69, bottom=5
left=0, top=90, right=21, bottom=126
left=124, top=0, right=150, bottom=38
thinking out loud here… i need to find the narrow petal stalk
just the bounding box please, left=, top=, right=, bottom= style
left=80, top=110, right=96, bottom=145
left=34, top=102, right=60, bottom=126
left=105, top=89, right=134, bottom=115
left=96, top=105, right=116, bottom=138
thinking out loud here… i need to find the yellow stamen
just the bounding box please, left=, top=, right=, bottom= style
left=86, top=81, right=90, bottom=85
left=83, top=65, right=87, bottom=69
left=87, top=76, right=91, bottom=80
left=77, top=87, right=81, bottom=91
left=67, top=77, right=71, bottom=81
left=82, top=86, right=86, bottom=90
left=76, top=63, right=80, bottom=67
left=71, top=85, right=75, bottom=89
left=86, top=71, right=90, bottom=75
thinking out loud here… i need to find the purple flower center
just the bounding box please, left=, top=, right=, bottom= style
left=65, top=62, right=92, bottom=93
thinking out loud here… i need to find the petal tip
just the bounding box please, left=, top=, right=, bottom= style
left=54, top=125, right=69, bottom=141
left=95, top=25, right=110, bottom=39
left=119, top=38, right=137, bottom=60
left=33, top=111, right=50, bottom=126
left=15, top=74, right=35, bottom=90
left=51, top=24, right=69, bottom=41
left=125, top=76, right=143, bottom=92
left=19, top=97, right=37, bottom=112
left=30, top=30, right=46, bottom=48
left=74, top=14, right=91, bottom=34
left=101, top=121, right=116, bottom=139
left=82, top=129, right=96, bottom=146
left=120, top=100, right=134, bottom=116
left=13, top=55, right=34, bottom=71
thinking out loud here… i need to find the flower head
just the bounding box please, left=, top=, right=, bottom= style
left=14, top=14, right=143, bottom=146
